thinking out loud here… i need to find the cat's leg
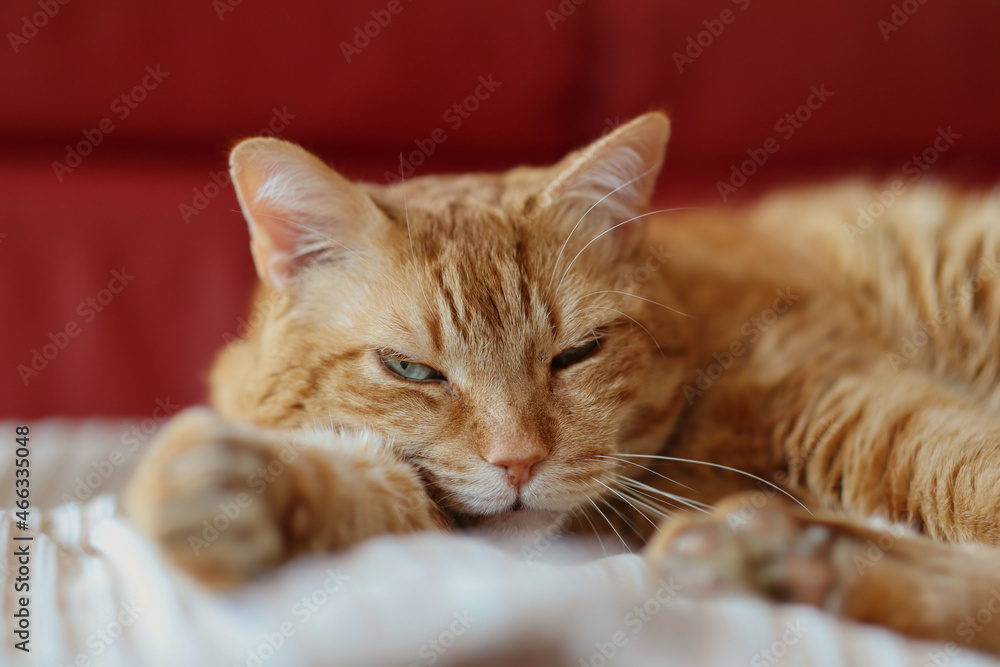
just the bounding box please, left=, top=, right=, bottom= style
left=762, top=367, right=1000, bottom=545
left=123, top=408, right=445, bottom=587
left=647, top=495, right=1000, bottom=655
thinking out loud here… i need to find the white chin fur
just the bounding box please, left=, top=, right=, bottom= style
left=467, top=508, right=565, bottom=541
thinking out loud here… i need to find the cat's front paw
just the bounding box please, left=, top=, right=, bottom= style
left=646, top=495, right=843, bottom=607
left=123, top=409, right=293, bottom=587
left=644, top=495, right=1000, bottom=650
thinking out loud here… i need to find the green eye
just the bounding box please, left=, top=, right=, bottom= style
left=380, top=352, right=446, bottom=382
left=552, top=338, right=600, bottom=370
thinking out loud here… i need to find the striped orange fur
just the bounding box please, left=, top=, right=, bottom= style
left=125, top=113, right=1000, bottom=653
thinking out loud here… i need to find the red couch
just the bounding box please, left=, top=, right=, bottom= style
left=4, top=0, right=999, bottom=418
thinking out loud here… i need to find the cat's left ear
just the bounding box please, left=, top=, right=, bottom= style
left=539, top=112, right=670, bottom=220
left=229, top=138, right=388, bottom=290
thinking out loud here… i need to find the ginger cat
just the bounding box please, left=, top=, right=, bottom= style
left=125, top=113, right=1000, bottom=655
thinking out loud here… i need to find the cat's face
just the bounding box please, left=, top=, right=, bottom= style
left=212, top=114, right=693, bottom=531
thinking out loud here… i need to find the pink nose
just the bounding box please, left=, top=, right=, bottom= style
left=485, top=450, right=547, bottom=489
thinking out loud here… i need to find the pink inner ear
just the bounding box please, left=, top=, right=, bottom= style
left=543, top=113, right=670, bottom=218
left=236, top=166, right=315, bottom=289
left=230, top=137, right=381, bottom=290
left=249, top=235, right=298, bottom=289
left=246, top=192, right=314, bottom=277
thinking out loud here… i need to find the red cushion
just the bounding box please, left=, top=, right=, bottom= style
left=0, top=0, right=577, bottom=156
left=3, top=0, right=999, bottom=417
left=585, top=0, right=1000, bottom=165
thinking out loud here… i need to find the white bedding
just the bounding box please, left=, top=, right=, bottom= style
left=1, top=419, right=996, bottom=667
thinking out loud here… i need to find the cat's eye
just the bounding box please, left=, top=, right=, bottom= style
left=552, top=339, right=600, bottom=371
left=380, top=352, right=446, bottom=382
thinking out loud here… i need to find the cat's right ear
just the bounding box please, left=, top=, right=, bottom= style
left=229, top=138, right=386, bottom=290
left=538, top=112, right=670, bottom=221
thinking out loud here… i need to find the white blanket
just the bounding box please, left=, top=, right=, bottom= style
left=1, top=419, right=996, bottom=667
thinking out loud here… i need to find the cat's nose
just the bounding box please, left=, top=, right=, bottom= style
left=485, top=447, right=548, bottom=489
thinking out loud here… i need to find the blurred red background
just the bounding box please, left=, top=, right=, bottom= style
left=2, top=0, right=999, bottom=418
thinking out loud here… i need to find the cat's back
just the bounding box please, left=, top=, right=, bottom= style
left=647, top=180, right=1000, bottom=396
left=740, top=180, right=1000, bottom=403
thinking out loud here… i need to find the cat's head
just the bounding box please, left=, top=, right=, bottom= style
left=211, top=113, right=694, bottom=532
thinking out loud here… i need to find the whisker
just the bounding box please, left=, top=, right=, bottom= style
left=593, top=479, right=660, bottom=529
left=580, top=290, right=695, bottom=320
left=616, top=476, right=712, bottom=514
left=596, top=454, right=695, bottom=491
left=600, top=495, right=641, bottom=538
left=615, top=486, right=674, bottom=520
left=554, top=207, right=714, bottom=296
left=615, top=453, right=813, bottom=515
left=582, top=457, right=687, bottom=518
left=614, top=473, right=714, bottom=511
left=547, top=165, right=659, bottom=290
left=587, top=497, right=631, bottom=554
left=578, top=306, right=663, bottom=355
left=610, top=475, right=688, bottom=513
left=578, top=505, right=609, bottom=557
